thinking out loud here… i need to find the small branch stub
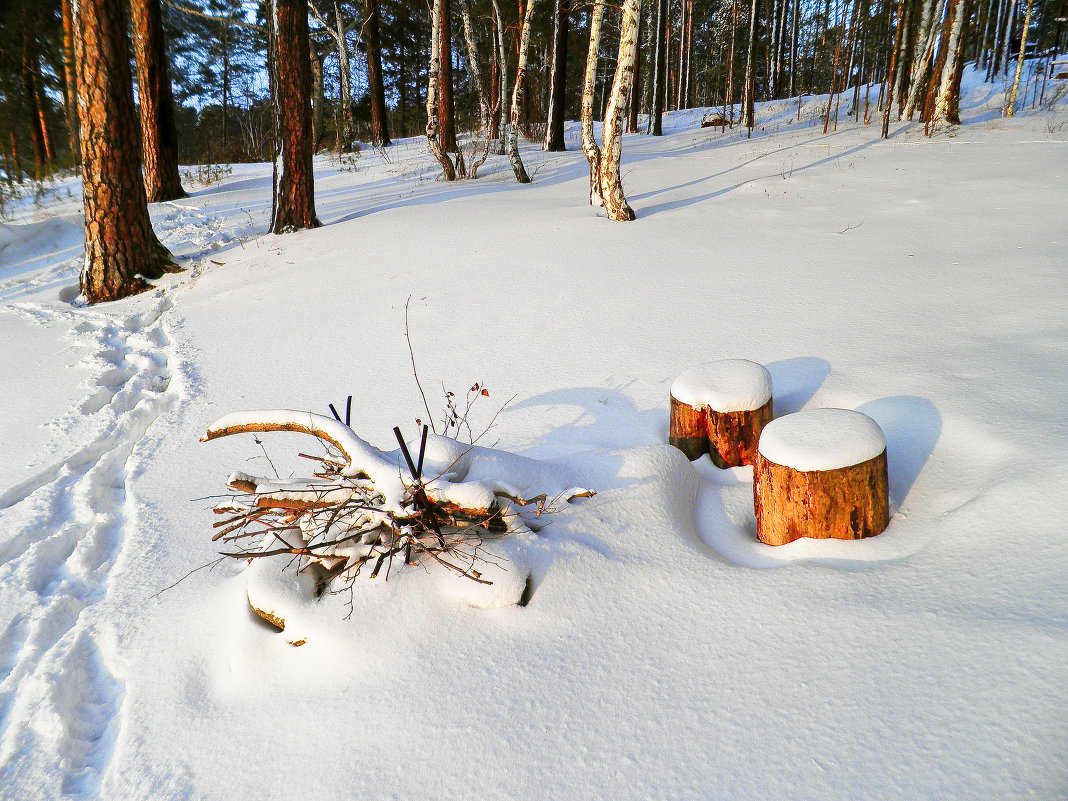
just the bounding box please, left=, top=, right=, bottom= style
left=752, top=408, right=890, bottom=546
left=669, top=360, right=773, bottom=467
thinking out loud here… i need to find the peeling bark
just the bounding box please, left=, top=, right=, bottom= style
left=581, top=0, right=605, bottom=205
left=507, top=0, right=540, bottom=183
left=599, top=0, right=640, bottom=221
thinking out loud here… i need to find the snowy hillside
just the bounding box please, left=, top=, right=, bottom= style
left=1, top=73, right=1066, bottom=800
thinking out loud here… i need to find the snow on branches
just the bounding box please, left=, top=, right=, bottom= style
left=202, top=409, right=593, bottom=626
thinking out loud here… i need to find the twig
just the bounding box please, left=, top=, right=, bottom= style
left=405, top=297, right=435, bottom=433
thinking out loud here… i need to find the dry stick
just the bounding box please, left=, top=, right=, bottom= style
left=405, top=296, right=435, bottom=433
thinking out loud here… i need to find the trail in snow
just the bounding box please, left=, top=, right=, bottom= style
left=0, top=295, right=178, bottom=800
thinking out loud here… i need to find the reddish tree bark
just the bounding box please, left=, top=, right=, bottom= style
left=272, top=0, right=321, bottom=233
left=61, top=0, right=80, bottom=164
left=438, top=0, right=459, bottom=152
left=131, top=0, right=187, bottom=202
left=75, top=0, right=177, bottom=302
left=365, top=0, right=392, bottom=146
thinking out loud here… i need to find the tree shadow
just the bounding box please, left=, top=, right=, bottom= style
left=766, top=357, right=831, bottom=415
left=856, top=396, right=942, bottom=509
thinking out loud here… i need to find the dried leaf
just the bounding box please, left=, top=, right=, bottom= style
left=481, top=389, right=490, bottom=397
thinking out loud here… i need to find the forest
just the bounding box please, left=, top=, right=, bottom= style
left=2, top=0, right=1064, bottom=182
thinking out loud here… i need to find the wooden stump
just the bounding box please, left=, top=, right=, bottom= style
left=753, top=408, right=889, bottom=546
left=669, top=360, right=773, bottom=467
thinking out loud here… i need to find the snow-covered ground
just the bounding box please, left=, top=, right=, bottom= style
left=1, top=71, right=1066, bottom=800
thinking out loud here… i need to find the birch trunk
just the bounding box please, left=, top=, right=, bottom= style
left=427, top=0, right=459, bottom=179
left=599, top=0, right=640, bottom=221
left=490, top=0, right=510, bottom=155
left=507, top=0, right=540, bottom=183
left=932, top=0, right=970, bottom=124
left=581, top=0, right=606, bottom=205
left=1004, top=0, right=1034, bottom=116
left=903, top=0, right=946, bottom=118
left=459, top=0, right=492, bottom=176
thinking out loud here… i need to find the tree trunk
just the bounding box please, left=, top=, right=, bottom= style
left=1004, top=0, right=1034, bottom=116
left=648, top=0, right=667, bottom=134
left=459, top=0, right=492, bottom=175
left=581, top=0, right=606, bottom=205
left=8, top=132, right=23, bottom=183
left=75, top=0, right=177, bottom=302
left=427, top=0, right=460, bottom=179
left=742, top=0, right=761, bottom=130
left=627, top=0, right=642, bottom=133
left=365, top=0, right=392, bottom=146
left=22, top=34, right=49, bottom=178
left=490, top=0, right=511, bottom=154
left=932, top=0, right=970, bottom=124
left=61, top=0, right=80, bottom=165
left=904, top=0, right=946, bottom=118
left=271, top=0, right=321, bottom=233
left=599, top=0, right=640, bottom=221
left=131, top=0, right=187, bottom=202
left=438, top=0, right=459, bottom=152
left=544, top=0, right=570, bottom=151
left=311, top=45, right=325, bottom=151
left=882, top=0, right=906, bottom=137
left=507, top=0, right=539, bottom=183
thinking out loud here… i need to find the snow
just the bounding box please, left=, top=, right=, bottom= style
left=757, top=407, right=886, bottom=471
left=670, top=358, right=773, bottom=412
left=1, top=70, right=1067, bottom=800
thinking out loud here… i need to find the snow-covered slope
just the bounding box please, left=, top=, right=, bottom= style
left=0, top=72, right=1066, bottom=800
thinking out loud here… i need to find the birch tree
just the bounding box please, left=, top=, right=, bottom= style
left=1004, top=0, right=1034, bottom=116
left=931, top=0, right=970, bottom=124
left=309, top=0, right=357, bottom=150
left=599, top=0, right=640, bottom=221
left=426, top=0, right=461, bottom=179
left=581, top=0, right=606, bottom=205
left=458, top=0, right=492, bottom=176
left=507, top=0, right=540, bottom=183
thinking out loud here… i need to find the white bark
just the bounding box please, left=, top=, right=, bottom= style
left=581, top=0, right=606, bottom=206
left=507, top=0, right=540, bottom=183
left=490, top=0, right=510, bottom=155
left=1004, top=0, right=1034, bottom=116
left=903, top=0, right=947, bottom=119
left=426, top=0, right=458, bottom=179
left=932, top=0, right=968, bottom=124
left=599, top=0, right=640, bottom=221
left=458, top=0, right=492, bottom=176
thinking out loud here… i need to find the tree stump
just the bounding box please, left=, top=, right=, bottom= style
left=753, top=408, right=890, bottom=546
left=669, top=359, right=773, bottom=467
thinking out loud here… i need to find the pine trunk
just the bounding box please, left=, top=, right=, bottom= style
left=427, top=0, right=459, bottom=179
left=648, top=0, right=667, bottom=134
left=62, top=0, right=80, bottom=165
left=75, top=0, right=177, bottom=302
left=22, top=35, right=49, bottom=178
left=581, top=1, right=606, bottom=204
left=365, top=0, right=392, bottom=146
left=311, top=46, right=325, bottom=151
left=131, top=0, right=187, bottom=203
left=1004, top=0, right=1034, bottom=115
left=544, top=0, right=570, bottom=151
left=271, top=0, right=321, bottom=233
left=438, top=0, right=459, bottom=152
left=742, top=0, right=760, bottom=130
left=599, top=0, right=640, bottom=221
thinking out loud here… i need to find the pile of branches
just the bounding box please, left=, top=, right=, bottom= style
left=202, top=407, right=591, bottom=598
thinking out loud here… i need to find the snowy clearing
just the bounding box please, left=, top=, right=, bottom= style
left=0, top=75, right=1066, bottom=800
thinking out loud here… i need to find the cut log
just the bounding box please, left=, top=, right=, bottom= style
left=753, top=408, right=889, bottom=546
left=701, top=112, right=727, bottom=129
left=669, top=359, right=773, bottom=467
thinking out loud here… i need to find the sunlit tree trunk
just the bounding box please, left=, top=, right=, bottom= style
left=131, top=0, right=187, bottom=202
left=507, top=0, right=539, bottom=183
left=459, top=0, right=492, bottom=175
left=600, top=0, right=640, bottom=221
left=427, top=0, right=460, bottom=179
left=490, top=0, right=510, bottom=154
left=932, top=0, right=970, bottom=124
left=365, top=0, right=391, bottom=146
left=581, top=0, right=606, bottom=205
left=75, top=0, right=177, bottom=302
left=1004, top=0, right=1034, bottom=116
left=61, top=0, right=80, bottom=165
left=438, top=0, right=459, bottom=151
left=271, top=0, right=321, bottom=232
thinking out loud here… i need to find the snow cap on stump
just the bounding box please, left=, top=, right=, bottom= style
left=753, top=408, right=890, bottom=545
left=758, top=408, right=885, bottom=471
left=670, top=359, right=772, bottom=413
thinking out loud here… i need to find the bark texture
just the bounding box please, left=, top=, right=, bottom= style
left=708, top=398, right=773, bottom=469
left=427, top=0, right=460, bottom=179
left=272, top=0, right=321, bottom=233
left=507, top=0, right=540, bottom=183
left=131, top=0, right=187, bottom=202
left=459, top=0, right=491, bottom=175
left=599, top=0, right=640, bottom=221
left=62, top=0, right=80, bottom=164
left=581, top=0, right=606, bottom=205
left=669, top=394, right=709, bottom=460
left=438, top=0, right=459, bottom=152
left=753, top=450, right=890, bottom=546
left=364, top=0, right=392, bottom=146
left=544, top=0, right=569, bottom=151
left=76, top=0, right=178, bottom=302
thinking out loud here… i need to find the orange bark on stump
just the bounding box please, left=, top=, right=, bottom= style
left=669, top=393, right=709, bottom=460
left=753, top=450, right=889, bottom=546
